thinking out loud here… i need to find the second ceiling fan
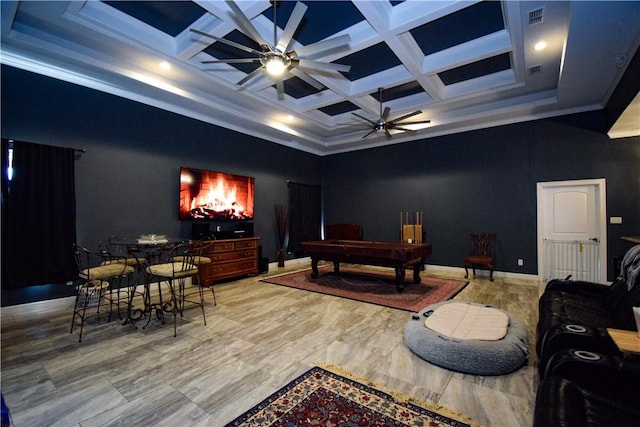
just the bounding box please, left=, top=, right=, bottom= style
left=192, top=1, right=351, bottom=99
left=353, top=87, right=431, bottom=139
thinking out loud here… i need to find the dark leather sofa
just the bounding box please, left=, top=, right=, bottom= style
left=536, top=276, right=640, bottom=372
left=536, top=245, right=640, bottom=374
left=533, top=244, right=640, bottom=427
left=534, top=348, right=640, bottom=427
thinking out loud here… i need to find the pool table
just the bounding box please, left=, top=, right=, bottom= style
left=300, top=239, right=433, bottom=292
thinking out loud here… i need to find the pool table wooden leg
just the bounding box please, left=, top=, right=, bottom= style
left=412, top=265, right=422, bottom=284
left=310, top=258, right=319, bottom=278
left=395, top=268, right=406, bottom=292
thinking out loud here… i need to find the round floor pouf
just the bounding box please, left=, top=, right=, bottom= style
left=404, top=301, right=529, bottom=375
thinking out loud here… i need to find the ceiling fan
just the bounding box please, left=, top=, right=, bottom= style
left=353, top=87, right=431, bottom=139
left=191, top=1, right=351, bottom=99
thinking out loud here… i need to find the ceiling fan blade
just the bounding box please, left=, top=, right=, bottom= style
left=276, top=79, right=285, bottom=100
left=392, top=126, right=418, bottom=132
left=277, top=2, right=307, bottom=52
left=337, top=123, right=371, bottom=128
left=381, top=106, right=391, bottom=120
left=296, top=59, right=351, bottom=72
left=384, top=129, right=392, bottom=138
left=236, top=66, right=264, bottom=86
left=352, top=112, right=377, bottom=125
left=226, top=0, right=270, bottom=49
left=361, top=129, right=377, bottom=139
left=191, top=29, right=264, bottom=56
left=394, top=119, right=431, bottom=125
left=290, top=34, right=350, bottom=58
left=201, top=58, right=260, bottom=64
left=289, top=68, right=324, bottom=90
left=390, top=110, right=423, bottom=123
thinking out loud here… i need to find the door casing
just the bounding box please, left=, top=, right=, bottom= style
left=536, top=178, right=607, bottom=283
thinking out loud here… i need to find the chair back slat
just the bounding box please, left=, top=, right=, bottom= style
left=72, top=243, right=132, bottom=281
left=469, top=233, right=496, bottom=257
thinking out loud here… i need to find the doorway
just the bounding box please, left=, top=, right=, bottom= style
left=537, top=179, right=607, bottom=283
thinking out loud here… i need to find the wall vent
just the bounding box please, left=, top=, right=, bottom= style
left=528, top=7, right=544, bottom=25
left=529, top=64, right=543, bottom=74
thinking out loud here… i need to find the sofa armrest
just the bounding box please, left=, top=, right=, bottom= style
left=533, top=376, right=640, bottom=427
left=537, top=324, right=618, bottom=375
left=542, top=348, right=640, bottom=389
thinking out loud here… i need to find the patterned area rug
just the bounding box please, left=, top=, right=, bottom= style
left=261, top=266, right=468, bottom=312
left=225, top=365, right=475, bottom=426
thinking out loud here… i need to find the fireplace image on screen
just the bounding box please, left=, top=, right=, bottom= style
left=180, top=167, right=255, bottom=221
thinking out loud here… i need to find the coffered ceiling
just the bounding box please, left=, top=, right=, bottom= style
left=2, top=1, right=639, bottom=155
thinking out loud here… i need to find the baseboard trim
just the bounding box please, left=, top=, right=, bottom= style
left=271, top=257, right=540, bottom=285
left=2, top=259, right=540, bottom=312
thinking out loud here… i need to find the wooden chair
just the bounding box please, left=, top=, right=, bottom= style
left=464, top=232, right=496, bottom=281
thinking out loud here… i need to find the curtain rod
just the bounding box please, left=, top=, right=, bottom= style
left=5, top=138, right=86, bottom=153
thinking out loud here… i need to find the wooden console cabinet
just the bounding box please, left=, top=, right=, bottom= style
left=198, top=237, right=259, bottom=284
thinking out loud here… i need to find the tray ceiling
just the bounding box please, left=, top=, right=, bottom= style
left=2, top=1, right=639, bottom=155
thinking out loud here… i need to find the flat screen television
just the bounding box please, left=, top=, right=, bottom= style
left=179, top=167, right=255, bottom=221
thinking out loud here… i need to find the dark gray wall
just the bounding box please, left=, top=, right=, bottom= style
left=1, top=65, right=321, bottom=262
left=3, top=65, right=639, bottom=287
left=321, top=114, right=640, bottom=279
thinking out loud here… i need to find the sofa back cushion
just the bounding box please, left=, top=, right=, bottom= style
left=604, top=278, right=631, bottom=311
left=619, top=244, right=640, bottom=290
left=610, top=283, right=640, bottom=330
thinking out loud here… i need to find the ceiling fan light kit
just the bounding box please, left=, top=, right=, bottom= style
left=263, top=52, right=289, bottom=76
left=354, top=88, right=431, bottom=139
left=192, top=1, right=351, bottom=98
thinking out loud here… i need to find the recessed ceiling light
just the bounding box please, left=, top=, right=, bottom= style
left=534, top=41, right=548, bottom=51
left=159, top=61, right=171, bottom=70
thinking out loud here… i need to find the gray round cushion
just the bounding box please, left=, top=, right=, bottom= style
left=404, top=301, right=529, bottom=375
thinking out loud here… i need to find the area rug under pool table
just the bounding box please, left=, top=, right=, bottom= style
left=261, top=265, right=469, bottom=312
left=225, top=365, right=476, bottom=426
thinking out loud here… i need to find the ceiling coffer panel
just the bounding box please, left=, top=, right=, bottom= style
left=0, top=0, right=637, bottom=155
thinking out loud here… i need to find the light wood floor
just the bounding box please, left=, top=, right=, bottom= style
left=1, top=260, right=540, bottom=427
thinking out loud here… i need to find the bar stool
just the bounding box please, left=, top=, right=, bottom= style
left=144, top=243, right=200, bottom=337
left=99, top=237, right=148, bottom=320
left=174, top=241, right=214, bottom=323
left=70, top=244, right=134, bottom=342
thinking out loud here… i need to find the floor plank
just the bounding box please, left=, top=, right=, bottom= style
left=1, top=260, right=539, bottom=427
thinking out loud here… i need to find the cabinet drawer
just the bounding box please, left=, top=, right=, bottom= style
left=211, top=242, right=235, bottom=252
left=234, top=240, right=257, bottom=250
left=211, top=249, right=257, bottom=262
left=207, top=260, right=257, bottom=277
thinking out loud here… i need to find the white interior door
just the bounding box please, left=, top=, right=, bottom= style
left=537, top=179, right=607, bottom=283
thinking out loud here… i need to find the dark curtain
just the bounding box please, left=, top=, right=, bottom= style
left=287, top=182, right=321, bottom=255
left=1, top=139, right=77, bottom=287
